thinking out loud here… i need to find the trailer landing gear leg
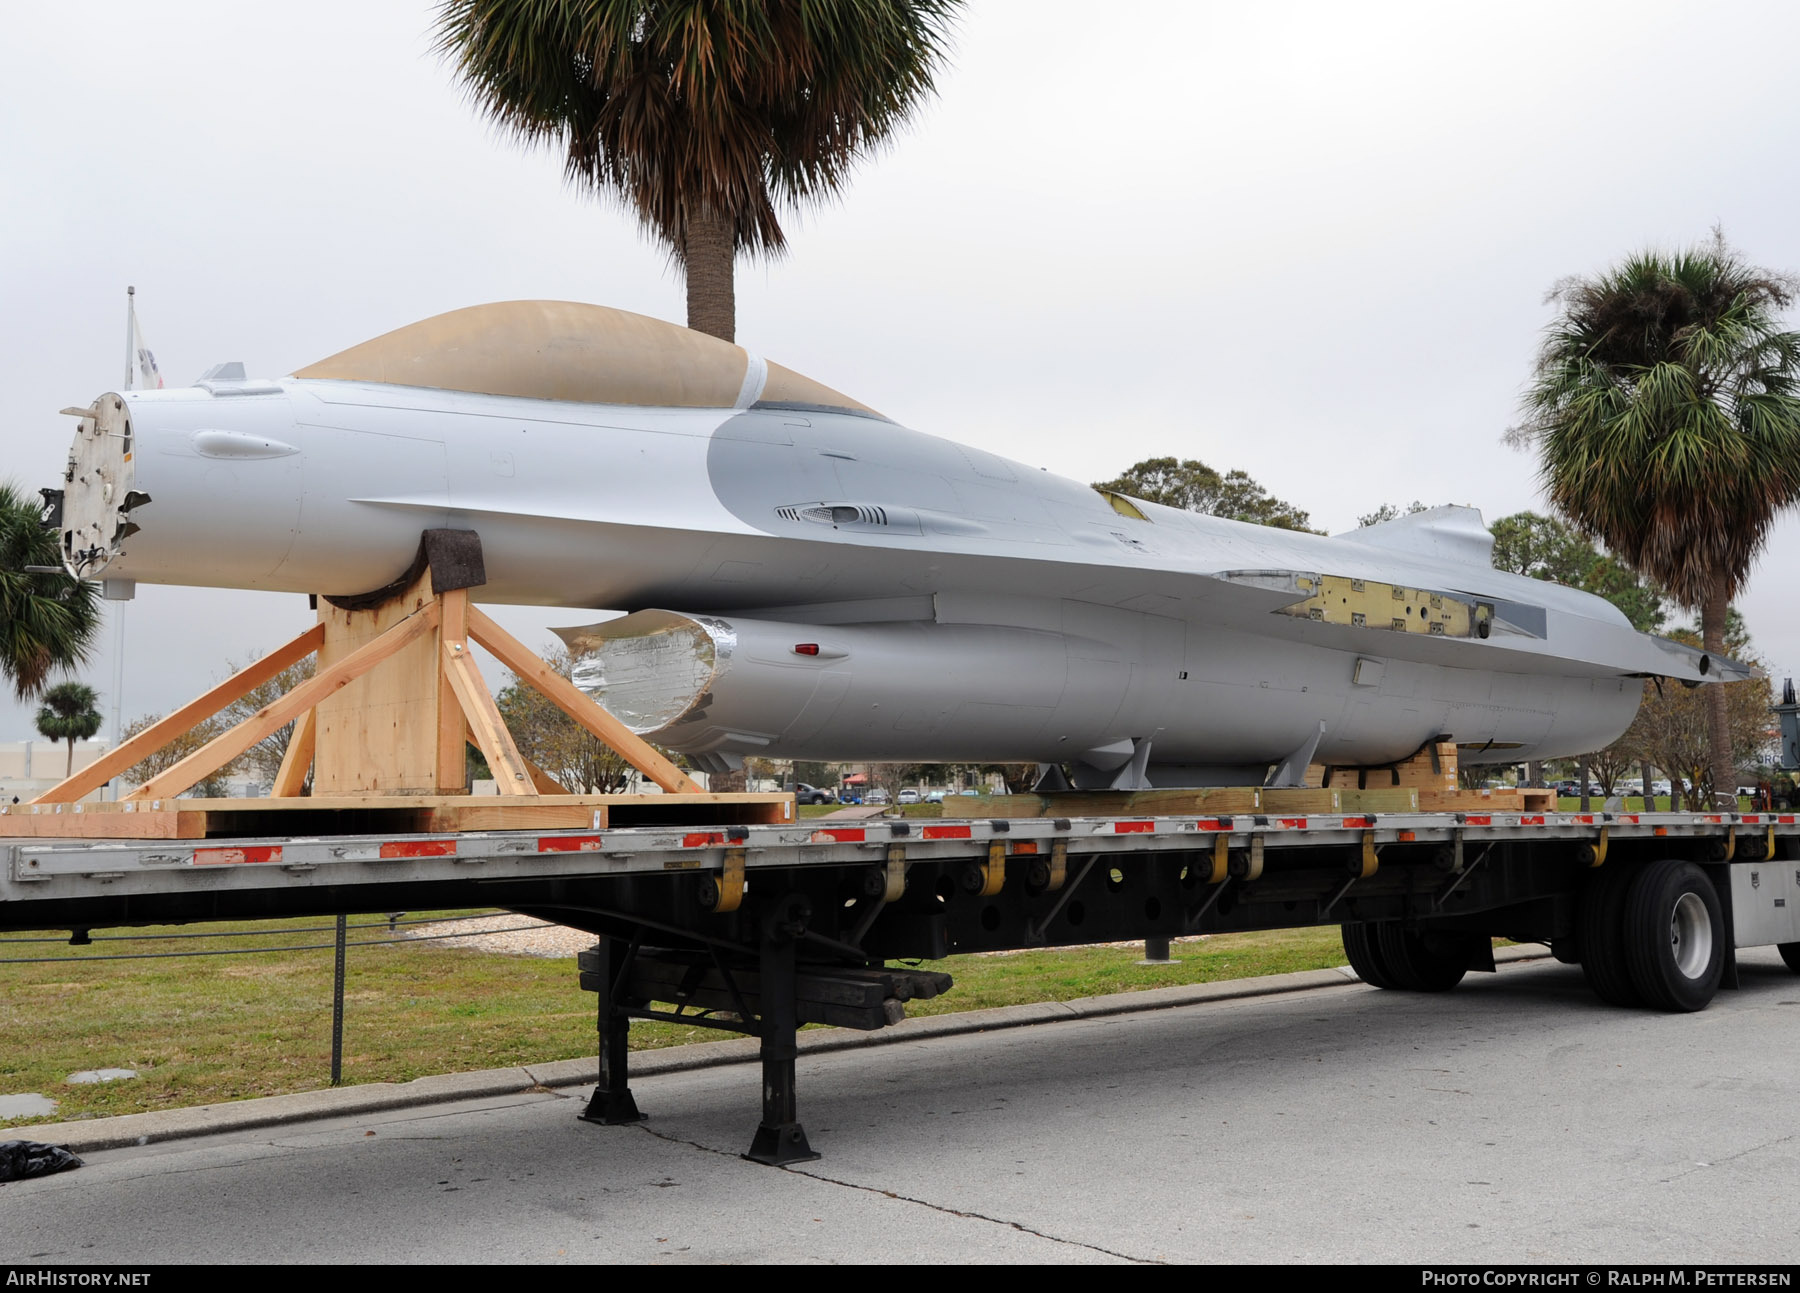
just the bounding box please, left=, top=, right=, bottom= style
left=745, top=896, right=820, bottom=1166
left=580, top=934, right=644, bottom=1126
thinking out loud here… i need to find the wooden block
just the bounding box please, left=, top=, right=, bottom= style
left=1335, top=787, right=1419, bottom=812
left=1416, top=788, right=1526, bottom=812
left=314, top=566, right=446, bottom=795
left=1518, top=788, right=1558, bottom=812
left=950, top=795, right=1046, bottom=818
left=421, top=802, right=600, bottom=832
left=0, top=809, right=205, bottom=839
left=1262, top=788, right=1342, bottom=813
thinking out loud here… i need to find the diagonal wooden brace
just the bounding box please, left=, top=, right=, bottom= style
left=466, top=605, right=702, bottom=794
left=128, top=602, right=441, bottom=801
left=270, top=709, right=316, bottom=798
left=33, top=623, right=326, bottom=804
left=441, top=635, right=534, bottom=796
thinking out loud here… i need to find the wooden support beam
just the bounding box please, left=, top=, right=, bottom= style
left=435, top=588, right=471, bottom=791
left=271, top=708, right=316, bottom=798
left=129, top=603, right=440, bottom=801
left=441, top=637, right=534, bottom=796
left=467, top=606, right=703, bottom=794
left=32, top=623, right=326, bottom=804
left=523, top=757, right=571, bottom=795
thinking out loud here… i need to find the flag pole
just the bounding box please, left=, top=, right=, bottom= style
left=115, top=285, right=135, bottom=763
left=124, top=285, right=135, bottom=392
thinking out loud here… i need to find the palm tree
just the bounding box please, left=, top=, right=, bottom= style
left=1511, top=234, right=1800, bottom=805
left=36, top=681, right=103, bottom=778
left=0, top=480, right=102, bottom=702
left=434, top=0, right=962, bottom=341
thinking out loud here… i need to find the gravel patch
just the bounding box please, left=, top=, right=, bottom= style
left=400, top=914, right=595, bottom=959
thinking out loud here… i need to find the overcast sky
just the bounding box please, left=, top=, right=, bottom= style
left=6, top=0, right=1800, bottom=743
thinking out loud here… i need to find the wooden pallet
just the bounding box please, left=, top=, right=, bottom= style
left=0, top=792, right=794, bottom=840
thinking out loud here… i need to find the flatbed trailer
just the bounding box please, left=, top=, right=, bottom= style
left=6, top=805, right=1800, bottom=1162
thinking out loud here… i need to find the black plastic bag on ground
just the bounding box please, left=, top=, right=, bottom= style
left=0, top=1140, right=83, bottom=1183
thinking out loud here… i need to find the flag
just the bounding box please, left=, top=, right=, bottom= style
left=130, top=303, right=164, bottom=390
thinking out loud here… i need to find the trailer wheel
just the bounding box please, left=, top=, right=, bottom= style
left=1623, top=859, right=1724, bottom=1013
left=1374, top=925, right=1472, bottom=992
left=1578, top=863, right=1641, bottom=1007
left=1779, top=943, right=1800, bottom=973
left=1342, top=922, right=1398, bottom=988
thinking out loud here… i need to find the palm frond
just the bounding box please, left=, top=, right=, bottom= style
left=0, top=481, right=102, bottom=701
left=435, top=0, right=963, bottom=265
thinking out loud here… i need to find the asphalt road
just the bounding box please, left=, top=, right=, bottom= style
left=6, top=951, right=1800, bottom=1264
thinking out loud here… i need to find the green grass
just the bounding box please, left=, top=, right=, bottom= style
left=1554, top=796, right=1756, bottom=812
left=908, top=927, right=1345, bottom=1015
left=0, top=914, right=1348, bottom=1129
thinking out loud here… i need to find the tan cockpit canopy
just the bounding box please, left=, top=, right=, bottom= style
left=292, top=300, right=877, bottom=416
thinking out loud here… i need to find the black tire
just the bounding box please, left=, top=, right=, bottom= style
left=1623, top=859, right=1724, bottom=1012
left=1375, top=925, right=1473, bottom=992
left=1578, top=863, right=1641, bottom=1007
left=1342, top=922, right=1399, bottom=988
left=1779, top=943, right=1800, bottom=973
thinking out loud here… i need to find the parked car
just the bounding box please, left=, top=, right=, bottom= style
left=788, top=783, right=835, bottom=805
left=924, top=790, right=948, bottom=803
left=897, top=789, right=920, bottom=804
left=867, top=788, right=891, bottom=805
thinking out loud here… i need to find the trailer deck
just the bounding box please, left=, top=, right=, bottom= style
left=6, top=805, right=1799, bottom=1163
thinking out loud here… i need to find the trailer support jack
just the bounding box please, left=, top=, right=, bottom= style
left=579, top=933, right=645, bottom=1126
left=746, top=896, right=821, bottom=1166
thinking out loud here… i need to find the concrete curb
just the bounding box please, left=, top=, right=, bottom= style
left=26, top=945, right=1552, bottom=1154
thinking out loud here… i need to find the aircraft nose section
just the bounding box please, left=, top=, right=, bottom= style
left=55, top=392, right=137, bottom=580
left=55, top=386, right=310, bottom=591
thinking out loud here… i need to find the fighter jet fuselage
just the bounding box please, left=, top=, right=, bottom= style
left=53, top=302, right=1726, bottom=787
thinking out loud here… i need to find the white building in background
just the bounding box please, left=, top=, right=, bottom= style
left=0, top=739, right=115, bottom=804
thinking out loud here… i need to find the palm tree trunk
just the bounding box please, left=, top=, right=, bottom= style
left=64, top=738, right=74, bottom=779
left=684, top=209, right=736, bottom=343
left=1702, top=579, right=1735, bottom=809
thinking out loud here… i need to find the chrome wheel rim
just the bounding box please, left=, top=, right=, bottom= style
left=1671, top=891, right=1711, bottom=979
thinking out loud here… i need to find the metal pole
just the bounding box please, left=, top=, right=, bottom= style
left=110, top=605, right=125, bottom=747
left=1141, top=936, right=1172, bottom=963
left=330, top=913, right=347, bottom=1085
left=124, top=286, right=135, bottom=391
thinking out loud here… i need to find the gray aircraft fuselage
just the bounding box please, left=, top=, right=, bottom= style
left=53, top=302, right=1724, bottom=786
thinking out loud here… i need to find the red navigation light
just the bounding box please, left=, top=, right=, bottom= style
left=793, top=643, right=820, bottom=656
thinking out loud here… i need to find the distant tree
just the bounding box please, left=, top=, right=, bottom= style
left=120, top=712, right=238, bottom=798
left=220, top=655, right=318, bottom=789
left=1488, top=512, right=1594, bottom=584
left=1585, top=727, right=1640, bottom=800
left=1622, top=630, right=1772, bottom=806
left=0, top=481, right=102, bottom=701
left=1488, top=511, right=1667, bottom=634
left=1355, top=501, right=1429, bottom=528
left=790, top=760, right=841, bottom=790
left=35, top=681, right=102, bottom=778
left=1094, top=457, right=1317, bottom=531
left=496, top=647, right=634, bottom=793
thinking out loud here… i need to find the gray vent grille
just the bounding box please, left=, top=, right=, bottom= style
left=780, top=503, right=891, bottom=528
